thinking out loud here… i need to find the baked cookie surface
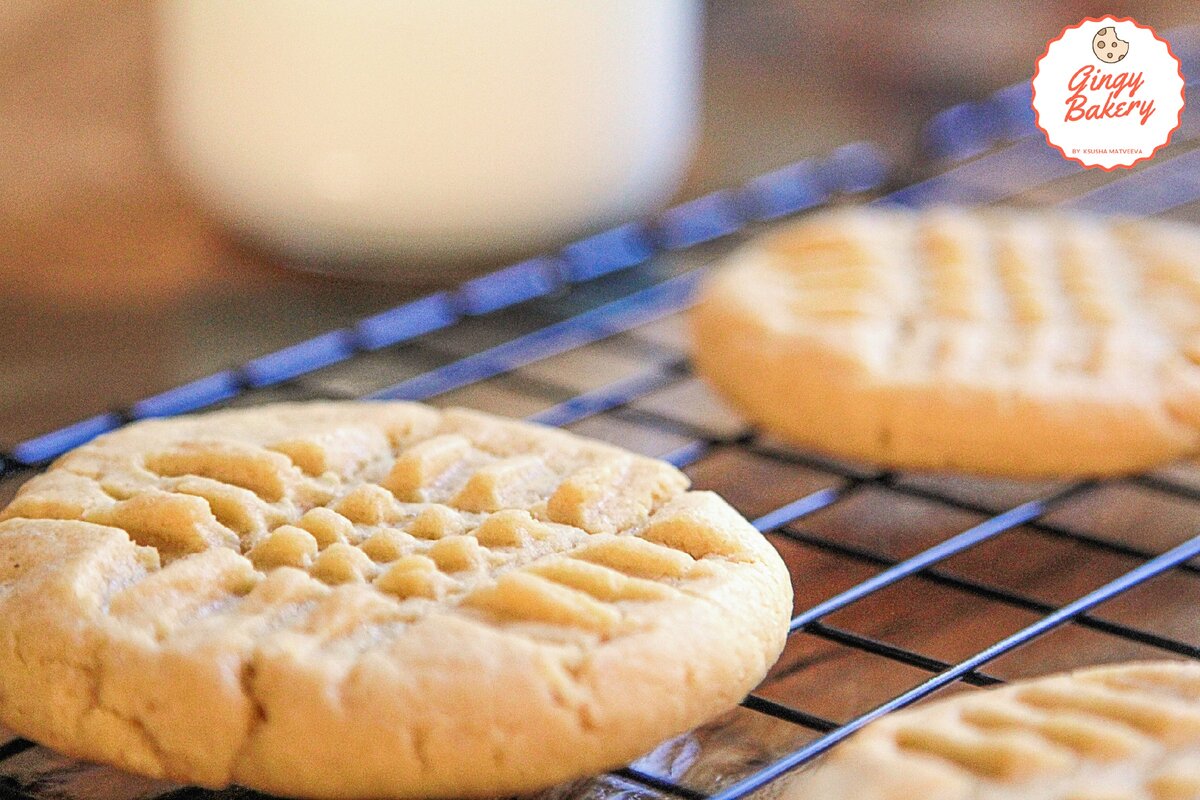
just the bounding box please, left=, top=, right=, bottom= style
left=0, top=402, right=792, bottom=798
left=691, top=206, right=1200, bottom=476
left=781, top=661, right=1200, bottom=800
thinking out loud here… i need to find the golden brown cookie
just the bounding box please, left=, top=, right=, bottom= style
left=691, top=206, right=1200, bottom=476
left=782, top=661, right=1200, bottom=800
left=0, top=402, right=792, bottom=798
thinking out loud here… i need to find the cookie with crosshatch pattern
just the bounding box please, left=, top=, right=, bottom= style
left=691, top=205, right=1200, bottom=476
left=0, top=402, right=791, bottom=798
left=781, top=661, right=1200, bottom=799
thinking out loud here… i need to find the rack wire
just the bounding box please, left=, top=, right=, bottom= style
left=3, top=33, right=1200, bottom=800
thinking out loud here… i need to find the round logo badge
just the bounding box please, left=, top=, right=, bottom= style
left=1032, top=16, right=1185, bottom=170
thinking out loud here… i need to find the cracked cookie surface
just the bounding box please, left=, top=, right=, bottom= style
left=781, top=661, right=1200, bottom=800
left=0, top=402, right=792, bottom=798
left=692, top=206, right=1200, bottom=476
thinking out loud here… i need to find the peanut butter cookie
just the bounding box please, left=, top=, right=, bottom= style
left=0, top=402, right=792, bottom=798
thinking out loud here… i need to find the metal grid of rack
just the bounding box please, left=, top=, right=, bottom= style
left=3, top=35, right=1200, bottom=800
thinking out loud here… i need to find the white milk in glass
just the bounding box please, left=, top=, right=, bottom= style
left=156, top=1, right=702, bottom=277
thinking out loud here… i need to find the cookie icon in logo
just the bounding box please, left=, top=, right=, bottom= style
left=1093, top=26, right=1129, bottom=62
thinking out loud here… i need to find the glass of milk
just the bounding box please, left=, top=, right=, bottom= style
left=156, top=1, right=703, bottom=279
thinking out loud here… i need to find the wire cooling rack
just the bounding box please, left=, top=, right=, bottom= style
left=4, top=36, right=1200, bottom=800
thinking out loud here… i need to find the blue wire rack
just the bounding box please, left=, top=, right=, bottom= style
left=3, top=76, right=1200, bottom=800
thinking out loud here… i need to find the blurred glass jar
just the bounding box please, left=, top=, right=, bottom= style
left=156, top=1, right=702, bottom=279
